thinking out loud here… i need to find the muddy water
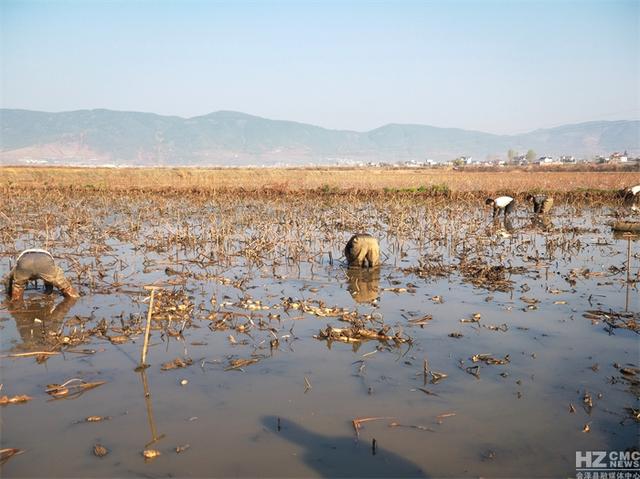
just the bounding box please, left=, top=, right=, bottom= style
left=0, top=197, right=638, bottom=478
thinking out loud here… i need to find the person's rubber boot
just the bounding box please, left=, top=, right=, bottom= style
left=10, top=284, right=25, bottom=302
left=61, top=285, right=80, bottom=299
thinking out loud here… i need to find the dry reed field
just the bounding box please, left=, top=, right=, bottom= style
left=1, top=166, right=639, bottom=194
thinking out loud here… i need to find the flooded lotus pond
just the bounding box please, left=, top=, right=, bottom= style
left=1, top=191, right=638, bottom=477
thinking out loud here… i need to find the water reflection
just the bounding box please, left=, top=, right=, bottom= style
left=491, top=217, right=515, bottom=236
left=530, top=215, right=553, bottom=232
left=262, top=416, right=427, bottom=478
left=345, top=267, right=380, bottom=304
left=138, top=369, right=165, bottom=448
left=614, top=231, right=639, bottom=312
left=7, top=296, right=77, bottom=351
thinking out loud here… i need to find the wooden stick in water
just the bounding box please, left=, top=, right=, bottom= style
left=140, top=287, right=159, bottom=367
left=626, top=236, right=632, bottom=284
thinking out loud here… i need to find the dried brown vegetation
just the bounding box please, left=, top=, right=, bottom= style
left=1, top=166, right=639, bottom=196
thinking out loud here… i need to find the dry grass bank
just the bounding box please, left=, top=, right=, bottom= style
left=1, top=166, right=639, bottom=194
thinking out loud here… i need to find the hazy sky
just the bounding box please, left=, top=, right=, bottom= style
left=1, top=0, right=638, bottom=134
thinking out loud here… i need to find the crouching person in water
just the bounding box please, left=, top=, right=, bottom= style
left=485, top=196, right=515, bottom=218
left=345, top=234, right=380, bottom=268
left=526, top=194, right=554, bottom=214
left=4, top=249, right=79, bottom=302
left=621, top=184, right=640, bottom=210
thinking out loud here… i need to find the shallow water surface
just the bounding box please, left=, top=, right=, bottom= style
left=1, top=196, right=638, bottom=478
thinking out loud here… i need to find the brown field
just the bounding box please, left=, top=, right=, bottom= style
left=1, top=166, right=639, bottom=195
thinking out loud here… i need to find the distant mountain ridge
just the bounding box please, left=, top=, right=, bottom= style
left=1, top=108, right=638, bottom=165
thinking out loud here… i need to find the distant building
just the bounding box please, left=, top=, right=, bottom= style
left=514, top=154, right=528, bottom=165
left=537, top=156, right=554, bottom=164
left=610, top=152, right=628, bottom=163
left=560, top=155, right=576, bottom=163
left=403, top=159, right=421, bottom=167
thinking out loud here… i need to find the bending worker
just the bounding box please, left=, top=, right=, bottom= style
left=526, top=194, right=554, bottom=215
left=485, top=195, right=515, bottom=218
left=622, top=184, right=640, bottom=210
left=4, top=249, right=79, bottom=302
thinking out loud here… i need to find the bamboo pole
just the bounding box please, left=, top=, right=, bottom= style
left=140, top=286, right=159, bottom=368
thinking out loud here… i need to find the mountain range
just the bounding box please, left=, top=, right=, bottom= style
left=1, top=108, right=638, bottom=166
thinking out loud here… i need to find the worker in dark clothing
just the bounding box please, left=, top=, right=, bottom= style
left=526, top=194, right=554, bottom=214
left=4, top=249, right=79, bottom=302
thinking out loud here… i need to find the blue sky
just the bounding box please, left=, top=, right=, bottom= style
left=1, top=0, right=638, bottom=133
